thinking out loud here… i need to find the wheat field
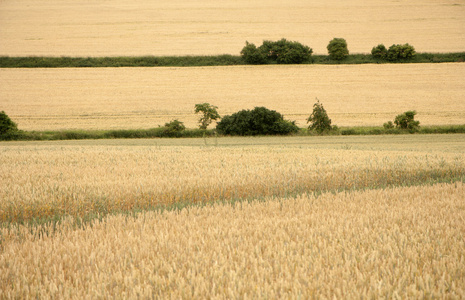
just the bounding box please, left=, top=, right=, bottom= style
left=1, top=134, right=464, bottom=224
left=1, top=0, right=465, bottom=297
left=2, top=63, right=464, bottom=130
left=1, top=0, right=464, bottom=57
left=1, top=182, right=464, bottom=298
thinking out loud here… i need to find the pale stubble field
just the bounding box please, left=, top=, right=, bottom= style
left=1, top=0, right=464, bottom=56
left=2, top=63, right=464, bottom=131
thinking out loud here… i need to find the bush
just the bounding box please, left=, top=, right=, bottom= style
left=240, top=42, right=267, bottom=64
left=327, top=38, right=349, bottom=60
left=0, top=111, right=18, bottom=139
left=240, top=39, right=312, bottom=64
left=371, top=44, right=388, bottom=59
left=216, top=107, right=299, bottom=136
left=383, top=121, right=394, bottom=129
left=394, top=111, right=420, bottom=131
left=162, top=119, right=186, bottom=137
left=307, top=100, right=333, bottom=133
left=386, top=44, right=416, bottom=61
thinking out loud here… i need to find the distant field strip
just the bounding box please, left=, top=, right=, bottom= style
left=1, top=63, right=464, bottom=131
left=1, top=0, right=464, bottom=56
left=1, top=135, right=464, bottom=224
left=1, top=183, right=464, bottom=298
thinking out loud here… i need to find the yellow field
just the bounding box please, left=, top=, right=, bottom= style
left=1, top=182, right=464, bottom=298
left=1, top=1, right=464, bottom=297
left=1, top=134, right=464, bottom=223
left=1, top=63, right=464, bottom=130
left=1, top=135, right=464, bottom=297
left=1, top=0, right=464, bottom=56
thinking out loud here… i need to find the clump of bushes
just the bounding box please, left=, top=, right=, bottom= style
left=372, top=43, right=416, bottom=61
left=240, top=39, right=313, bottom=64
left=327, top=38, right=349, bottom=60
left=161, top=119, right=186, bottom=137
left=384, top=111, right=420, bottom=132
left=387, top=44, right=416, bottom=61
left=216, top=107, right=299, bottom=136
left=394, top=111, right=420, bottom=131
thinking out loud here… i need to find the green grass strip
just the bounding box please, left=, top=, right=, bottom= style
left=0, top=52, right=464, bottom=68
left=2, top=125, right=465, bottom=141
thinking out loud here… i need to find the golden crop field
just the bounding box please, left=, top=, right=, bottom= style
left=1, top=0, right=465, bottom=297
left=1, top=63, right=464, bottom=131
left=1, top=182, right=464, bottom=298
left=1, top=134, right=464, bottom=223
left=1, top=0, right=464, bottom=56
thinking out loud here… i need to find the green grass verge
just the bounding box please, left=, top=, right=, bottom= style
left=0, top=52, right=464, bottom=68
left=1, top=125, right=465, bottom=141
left=0, top=127, right=217, bottom=141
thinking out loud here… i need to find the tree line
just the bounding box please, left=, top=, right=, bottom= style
left=241, top=38, right=417, bottom=64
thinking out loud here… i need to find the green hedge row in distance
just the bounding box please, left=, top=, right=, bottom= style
left=0, top=52, right=464, bottom=68
left=2, top=125, right=465, bottom=141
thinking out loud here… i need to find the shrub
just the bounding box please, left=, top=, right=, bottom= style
left=240, top=42, right=267, bottom=64
left=240, top=39, right=312, bottom=64
left=0, top=111, right=18, bottom=139
left=371, top=44, right=388, bottom=59
left=194, top=103, right=221, bottom=130
left=386, top=44, right=416, bottom=61
left=383, top=121, right=394, bottom=129
left=162, top=119, right=186, bottom=137
left=216, top=107, right=299, bottom=136
left=394, top=111, right=420, bottom=131
left=307, top=100, right=333, bottom=133
left=327, top=38, right=349, bottom=60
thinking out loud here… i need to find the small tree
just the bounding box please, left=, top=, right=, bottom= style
left=327, top=38, right=349, bottom=60
left=194, top=103, right=221, bottom=130
left=394, top=111, right=420, bottom=131
left=162, top=119, right=186, bottom=137
left=240, top=41, right=267, bottom=64
left=0, top=111, right=18, bottom=136
left=307, top=99, right=332, bottom=133
left=371, top=44, right=387, bottom=59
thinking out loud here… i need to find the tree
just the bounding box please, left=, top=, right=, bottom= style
left=307, top=99, right=332, bottom=133
left=240, top=39, right=313, bottom=64
left=386, top=44, right=416, bottom=61
left=394, top=111, right=420, bottom=131
left=240, top=41, right=267, bottom=64
left=216, top=107, right=299, bottom=136
left=194, top=103, right=221, bottom=130
left=327, top=38, right=349, bottom=60
left=371, top=44, right=387, bottom=59
left=0, top=111, right=18, bottom=136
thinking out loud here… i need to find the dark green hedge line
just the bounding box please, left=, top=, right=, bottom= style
left=0, top=52, right=464, bottom=68
left=1, top=125, right=464, bottom=141
left=0, top=127, right=217, bottom=141
left=338, top=125, right=465, bottom=136
left=0, top=55, right=245, bottom=68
